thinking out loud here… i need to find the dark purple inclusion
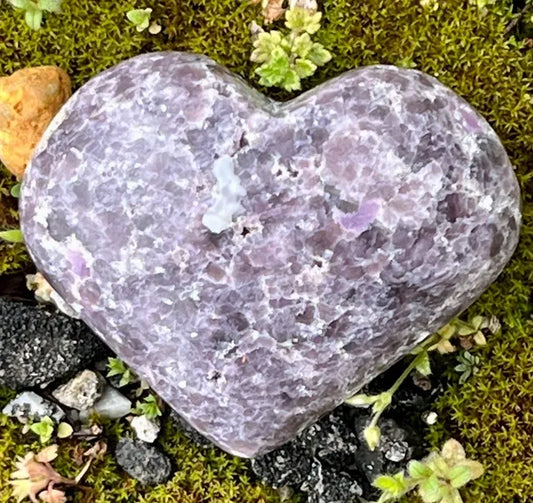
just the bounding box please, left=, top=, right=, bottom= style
left=20, top=52, right=521, bottom=457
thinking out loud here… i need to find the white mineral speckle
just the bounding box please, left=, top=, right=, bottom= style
left=202, top=156, right=246, bottom=233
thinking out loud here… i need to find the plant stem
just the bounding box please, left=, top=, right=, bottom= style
left=388, top=350, right=427, bottom=396
left=504, top=0, right=533, bottom=35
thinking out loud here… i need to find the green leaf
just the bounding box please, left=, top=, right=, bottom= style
left=449, top=465, right=473, bottom=488
left=0, top=229, right=24, bottom=243
left=107, top=357, right=127, bottom=377
left=457, top=325, right=475, bottom=336
left=24, top=6, right=43, bottom=30
left=292, top=33, right=313, bottom=58
left=470, top=315, right=485, bottom=330
left=373, top=472, right=408, bottom=496
left=418, top=474, right=443, bottom=503
left=307, top=43, right=332, bottom=66
left=345, top=393, right=377, bottom=407
left=251, top=31, right=286, bottom=63
left=126, top=8, right=152, bottom=32
left=256, top=47, right=290, bottom=87
left=364, top=425, right=381, bottom=451
left=7, top=0, right=30, bottom=9
left=294, top=58, right=317, bottom=79
left=37, top=0, right=62, bottom=12
left=440, top=487, right=464, bottom=503
left=57, top=422, right=73, bottom=438
left=415, top=351, right=432, bottom=376
left=458, top=460, right=484, bottom=479
left=459, top=369, right=472, bottom=384
left=30, top=416, right=55, bottom=443
left=10, top=183, right=21, bottom=198
left=408, top=460, right=433, bottom=479
left=372, top=391, right=392, bottom=413
left=285, top=7, right=322, bottom=34
left=132, top=394, right=163, bottom=420
left=119, top=369, right=132, bottom=387
left=282, top=69, right=301, bottom=91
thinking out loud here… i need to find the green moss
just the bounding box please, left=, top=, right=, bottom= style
left=1, top=0, right=533, bottom=501
left=0, top=388, right=289, bottom=503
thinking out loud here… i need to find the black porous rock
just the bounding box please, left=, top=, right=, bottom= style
left=252, top=359, right=445, bottom=502
left=302, top=464, right=363, bottom=503
left=21, top=51, right=521, bottom=456
left=115, top=438, right=172, bottom=486
left=0, top=298, right=108, bottom=390
left=252, top=409, right=363, bottom=502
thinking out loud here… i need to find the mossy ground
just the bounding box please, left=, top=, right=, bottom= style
left=0, top=387, right=291, bottom=503
left=1, top=0, right=533, bottom=501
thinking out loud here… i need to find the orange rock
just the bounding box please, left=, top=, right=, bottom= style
left=0, top=66, right=71, bottom=179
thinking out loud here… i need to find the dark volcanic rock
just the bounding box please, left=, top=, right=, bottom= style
left=20, top=52, right=521, bottom=457
left=252, top=410, right=363, bottom=502
left=252, top=360, right=446, bottom=502
left=0, top=298, right=107, bottom=389
left=115, top=438, right=172, bottom=485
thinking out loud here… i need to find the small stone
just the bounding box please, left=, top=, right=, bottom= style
left=115, top=438, right=172, bottom=485
left=0, top=298, right=107, bottom=390
left=0, top=66, right=71, bottom=179
left=131, top=414, right=160, bottom=443
left=85, top=385, right=131, bottom=420
left=383, top=439, right=409, bottom=462
left=52, top=370, right=104, bottom=410
left=301, top=462, right=363, bottom=503
left=2, top=391, right=65, bottom=423
left=423, top=411, right=438, bottom=425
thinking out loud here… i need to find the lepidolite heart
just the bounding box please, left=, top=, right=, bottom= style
left=20, top=52, right=520, bottom=457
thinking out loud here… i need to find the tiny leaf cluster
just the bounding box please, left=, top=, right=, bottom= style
left=346, top=316, right=497, bottom=451
left=6, top=0, right=62, bottom=30
left=106, top=357, right=135, bottom=388
left=374, top=439, right=484, bottom=503
left=132, top=393, right=163, bottom=420
left=251, top=3, right=331, bottom=91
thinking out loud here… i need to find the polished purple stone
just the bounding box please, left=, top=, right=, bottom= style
left=20, top=52, right=521, bottom=457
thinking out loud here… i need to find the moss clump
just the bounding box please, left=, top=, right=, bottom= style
left=1, top=0, right=533, bottom=501
left=0, top=387, right=290, bottom=503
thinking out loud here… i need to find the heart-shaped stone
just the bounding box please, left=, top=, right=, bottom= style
left=20, top=52, right=520, bottom=457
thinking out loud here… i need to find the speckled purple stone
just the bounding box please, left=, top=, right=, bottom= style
left=20, top=52, right=521, bottom=457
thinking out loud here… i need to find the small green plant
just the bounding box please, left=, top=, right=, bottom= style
left=373, top=439, right=484, bottom=503
left=132, top=394, right=163, bottom=420
left=347, top=316, right=496, bottom=451
left=0, top=229, right=24, bottom=243
left=251, top=2, right=331, bottom=91
left=28, top=416, right=55, bottom=444
left=6, top=0, right=62, bottom=30
left=126, top=7, right=152, bottom=32
left=106, top=357, right=135, bottom=387
left=10, top=183, right=21, bottom=198
left=454, top=351, right=481, bottom=384
left=346, top=345, right=432, bottom=450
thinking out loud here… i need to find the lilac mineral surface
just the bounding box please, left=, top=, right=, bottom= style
left=20, top=52, right=521, bottom=457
